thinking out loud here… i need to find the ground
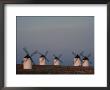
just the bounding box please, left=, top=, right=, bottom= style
left=16, top=64, right=94, bottom=74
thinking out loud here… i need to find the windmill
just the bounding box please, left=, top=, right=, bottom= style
left=53, top=54, right=63, bottom=65
left=37, top=51, right=49, bottom=65
left=80, top=53, right=92, bottom=67
left=72, top=51, right=83, bottom=66
left=22, top=47, right=37, bottom=69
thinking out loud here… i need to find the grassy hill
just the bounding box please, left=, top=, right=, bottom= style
left=16, top=64, right=94, bottom=74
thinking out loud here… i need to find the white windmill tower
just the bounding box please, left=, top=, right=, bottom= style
left=53, top=54, right=63, bottom=65
left=81, top=53, right=92, bottom=67
left=72, top=51, right=83, bottom=66
left=22, top=48, right=37, bottom=69
left=37, top=51, right=49, bottom=65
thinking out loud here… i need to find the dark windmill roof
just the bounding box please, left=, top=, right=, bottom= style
left=24, top=54, right=31, bottom=58
left=40, top=55, right=45, bottom=58
left=83, top=56, right=89, bottom=60
left=75, top=54, right=80, bottom=58
left=54, top=57, right=59, bottom=60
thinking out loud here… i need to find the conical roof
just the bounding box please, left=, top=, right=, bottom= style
left=24, top=54, right=31, bottom=58
left=40, top=55, right=45, bottom=58
left=54, top=57, right=59, bottom=60
left=83, top=56, right=89, bottom=60
left=75, top=54, right=80, bottom=58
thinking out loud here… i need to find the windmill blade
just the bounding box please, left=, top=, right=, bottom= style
left=59, top=59, right=63, bottom=63
left=79, top=51, right=84, bottom=56
left=79, top=51, right=84, bottom=58
left=89, top=55, right=94, bottom=61
left=58, top=54, right=62, bottom=59
left=53, top=54, right=56, bottom=58
left=32, top=60, right=35, bottom=65
left=87, top=53, right=91, bottom=58
left=45, top=51, right=48, bottom=56
left=45, top=57, right=49, bottom=62
left=89, top=61, right=92, bottom=65
left=30, top=50, right=38, bottom=57
left=23, top=47, right=29, bottom=55
left=72, top=51, right=76, bottom=56
left=30, top=57, right=35, bottom=65
left=37, top=51, right=42, bottom=55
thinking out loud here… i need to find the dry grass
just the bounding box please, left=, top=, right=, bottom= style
left=16, top=64, right=94, bottom=74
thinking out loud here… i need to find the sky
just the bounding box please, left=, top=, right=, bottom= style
left=16, top=16, right=94, bottom=66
